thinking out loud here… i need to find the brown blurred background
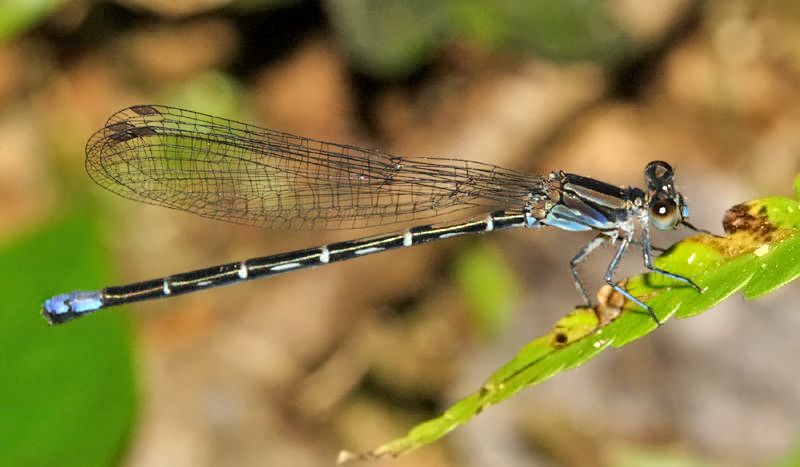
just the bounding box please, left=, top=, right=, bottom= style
left=2, top=0, right=800, bottom=466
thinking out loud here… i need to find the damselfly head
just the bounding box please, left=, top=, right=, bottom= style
left=644, top=161, right=688, bottom=231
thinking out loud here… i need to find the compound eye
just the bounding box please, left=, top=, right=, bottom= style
left=644, top=161, right=674, bottom=189
left=650, top=198, right=680, bottom=230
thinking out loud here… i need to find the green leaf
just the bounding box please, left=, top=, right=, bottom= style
left=0, top=0, right=67, bottom=44
left=326, top=0, right=449, bottom=78
left=452, top=0, right=633, bottom=64
left=326, top=0, right=635, bottom=78
left=0, top=212, right=138, bottom=466
left=338, top=306, right=610, bottom=463
left=337, top=174, right=800, bottom=462
left=773, top=433, right=800, bottom=467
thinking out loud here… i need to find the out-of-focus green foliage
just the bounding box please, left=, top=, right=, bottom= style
left=1, top=0, right=634, bottom=77
left=326, top=0, right=450, bottom=78
left=0, top=211, right=137, bottom=466
left=327, top=0, right=633, bottom=78
left=0, top=0, right=67, bottom=43
left=162, top=70, right=245, bottom=121
left=773, top=435, right=800, bottom=467
left=451, top=0, right=631, bottom=63
left=453, top=241, right=521, bottom=340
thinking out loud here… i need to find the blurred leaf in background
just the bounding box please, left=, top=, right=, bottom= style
left=326, top=0, right=450, bottom=78
left=452, top=0, right=633, bottom=64
left=774, top=436, right=800, bottom=467
left=452, top=241, right=521, bottom=340
left=0, top=0, right=67, bottom=44
left=327, top=0, right=634, bottom=78
left=0, top=211, right=138, bottom=466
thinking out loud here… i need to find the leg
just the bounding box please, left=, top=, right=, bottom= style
left=632, top=238, right=666, bottom=253
left=602, top=234, right=663, bottom=325
left=641, top=224, right=703, bottom=292
left=570, top=235, right=607, bottom=306
left=682, top=219, right=713, bottom=235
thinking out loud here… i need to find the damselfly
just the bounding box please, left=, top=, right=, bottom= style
left=43, top=105, right=702, bottom=325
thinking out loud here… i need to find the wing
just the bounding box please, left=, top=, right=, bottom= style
left=85, top=105, right=543, bottom=230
